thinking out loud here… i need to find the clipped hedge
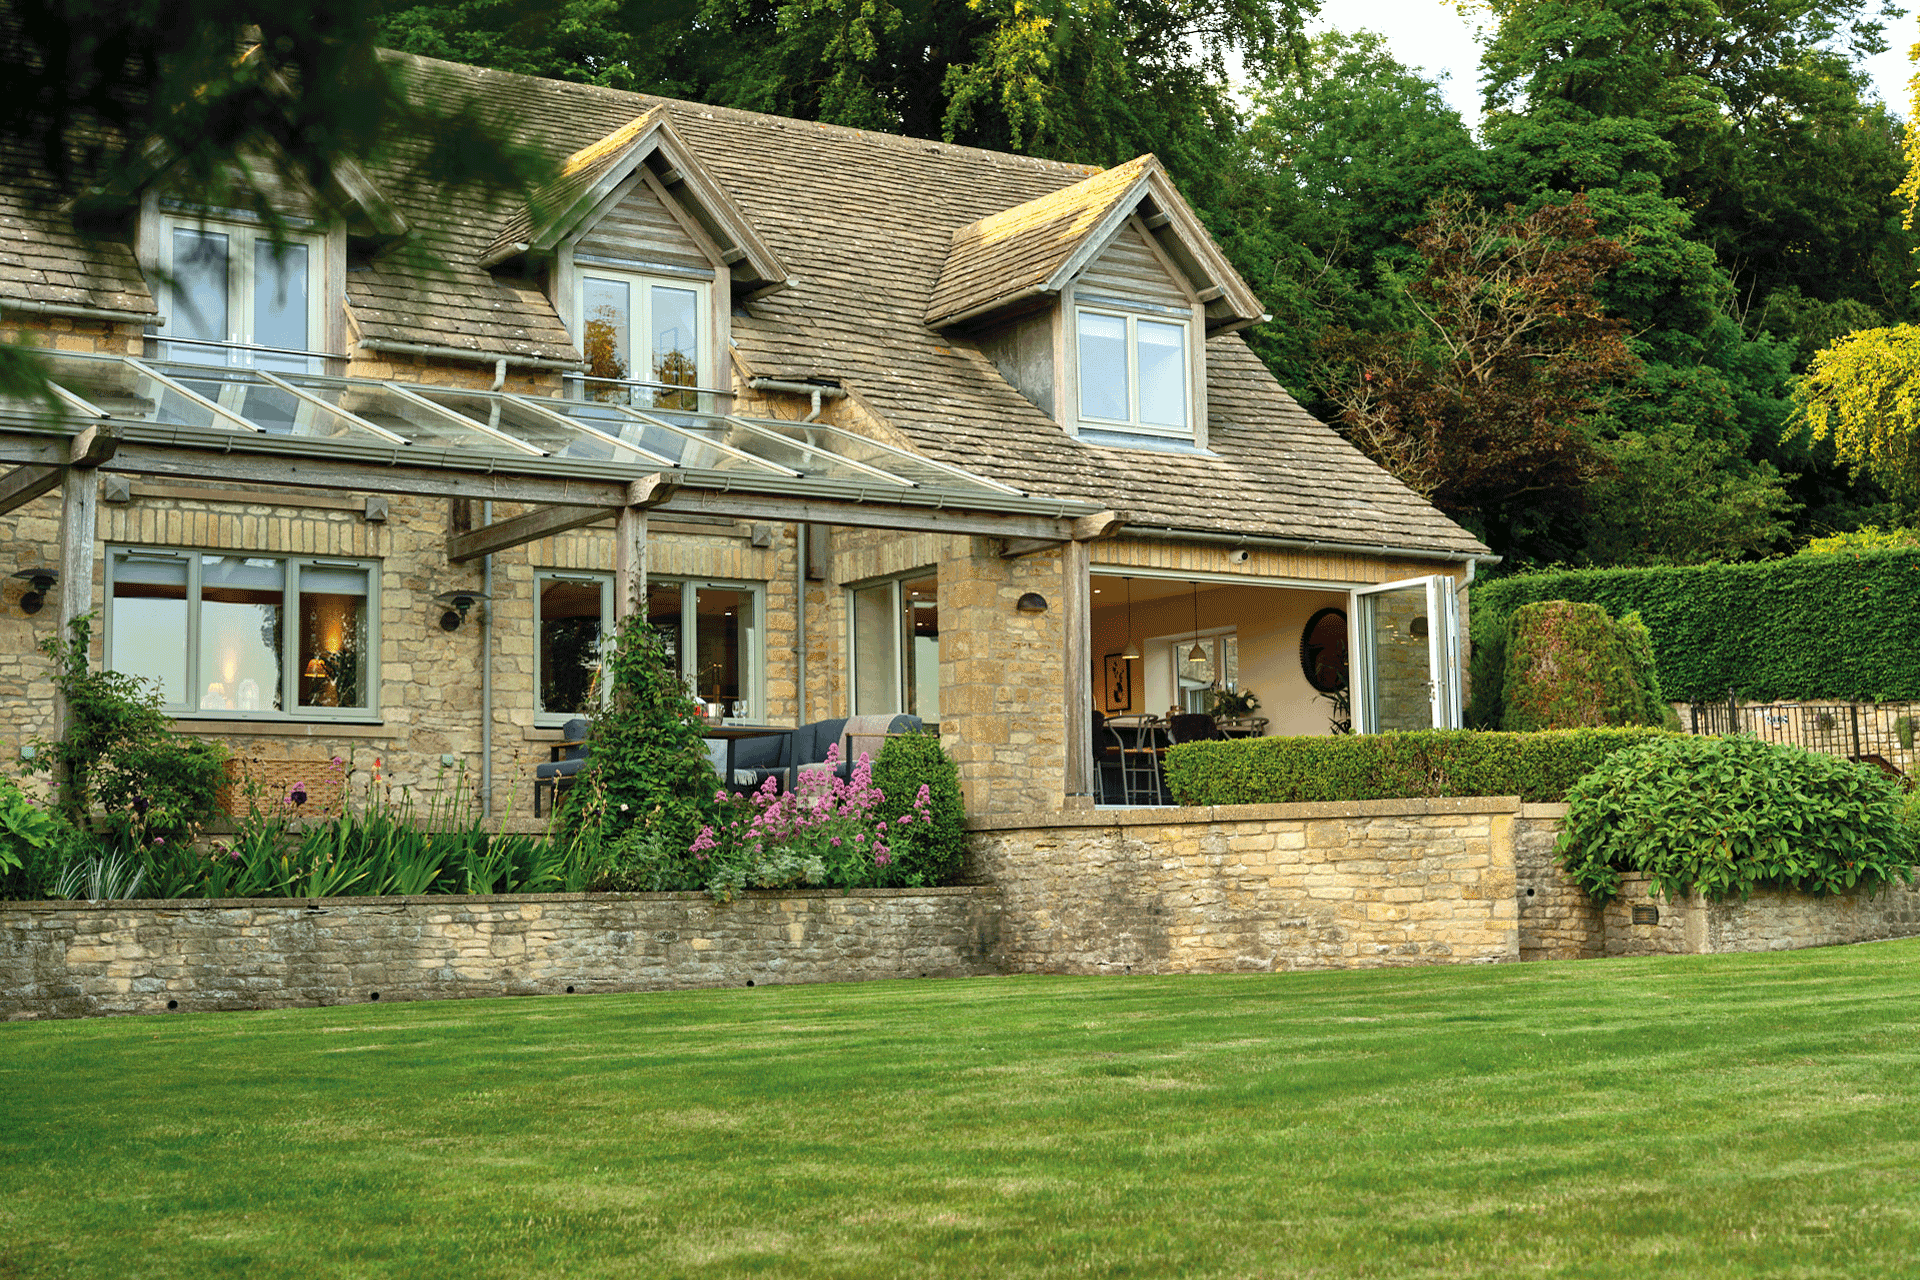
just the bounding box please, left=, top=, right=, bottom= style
left=1501, top=601, right=1669, bottom=731
left=1558, top=735, right=1917, bottom=904
left=1469, top=548, right=1920, bottom=723
left=1163, top=728, right=1672, bottom=806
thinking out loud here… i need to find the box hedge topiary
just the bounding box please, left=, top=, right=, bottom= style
left=1557, top=735, right=1918, bottom=904
left=1163, top=728, right=1671, bottom=807
left=1501, top=600, right=1671, bottom=732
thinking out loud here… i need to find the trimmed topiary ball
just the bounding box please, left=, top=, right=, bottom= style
left=1501, top=599, right=1672, bottom=732
left=1557, top=734, right=1917, bottom=904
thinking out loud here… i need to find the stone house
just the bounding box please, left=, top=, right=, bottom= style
left=0, top=48, right=1491, bottom=818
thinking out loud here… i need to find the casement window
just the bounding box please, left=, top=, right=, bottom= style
left=578, top=270, right=708, bottom=410
left=849, top=571, right=939, bottom=722
left=1075, top=306, right=1190, bottom=438
left=645, top=578, right=763, bottom=721
left=157, top=214, right=325, bottom=372
left=106, top=549, right=378, bottom=720
left=1173, top=631, right=1238, bottom=713
left=536, top=572, right=615, bottom=725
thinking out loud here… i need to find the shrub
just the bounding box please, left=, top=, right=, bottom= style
left=870, top=731, right=966, bottom=886
left=1558, top=735, right=1917, bottom=904
left=566, top=613, right=718, bottom=851
left=1164, top=728, right=1672, bottom=806
left=1500, top=600, right=1671, bottom=732
left=0, top=776, right=71, bottom=898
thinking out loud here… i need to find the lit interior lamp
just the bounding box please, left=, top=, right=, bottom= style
left=203, top=682, right=229, bottom=710
left=303, top=655, right=329, bottom=679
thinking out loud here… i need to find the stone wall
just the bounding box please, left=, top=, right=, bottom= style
left=0, top=887, right=1001, bottom=1019
left=1513, top=802, right=1603, bottom=961
left=1601, top=873, right=1920, bottom=956
left=965, top=798, right=1520, bottom=973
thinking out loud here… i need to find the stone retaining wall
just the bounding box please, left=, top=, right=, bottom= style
left=1601, top=873, right=1920, bottom=956
left=1512, top=802, right=1604, bottom=961
left=0, top=887, right=1000, bottom=1020
left=964, top=798, right=1520, bottom=974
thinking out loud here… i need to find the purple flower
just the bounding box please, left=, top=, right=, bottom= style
left=152, top=837, right=165, bottom=846
left=830, top=837, right=842, bottom=848
left=290, top=783, right=308, bottom=807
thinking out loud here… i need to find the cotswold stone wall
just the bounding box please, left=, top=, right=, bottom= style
left=965, top=798, right=1521, bottom=973
left=1601, top=873, right=1920, bottom=956
left=1513, top=802, right=1603, bottom=961
left=0, top=887, right=1000, bottom=1020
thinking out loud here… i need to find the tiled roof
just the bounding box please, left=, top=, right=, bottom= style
left=0, top=137, right=157, bottom=319
left=481, top=107, right=668, bottom=265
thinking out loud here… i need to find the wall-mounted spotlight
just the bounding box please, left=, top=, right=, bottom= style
left=432, top=589, right=491, bottom=632
left=1015, top=591, right=1049, bottom=614
left=10, top=568, right=58, bottom=616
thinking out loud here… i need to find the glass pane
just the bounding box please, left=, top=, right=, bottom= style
left=252, top=239, right=310, bottom=370
left=42, top=354, right=218, bottom=428
left=110, top=552, right=189, bottom=707
left=582, top=277, right=631, bottom=404
left=646, top=581, right=684, bottom=678
left=154, top=364, right=307, bottom=436
left=902, top=574, right=939, bottom=722
left=169, top=228, right=229, bottom=363
left=695, top=587, right=752, bottom=717
left=540, top=577, right=605, bottom=715
left=299, top=564, right=369, bottom=709
left=852, top=583, right=898, bottom=716
left=409, top=389, right=658, bottom=464
left=1137, top=320, right=1187, bottom=428
left=650, top=285, right=700, bottom=411
left=198, top=556, right=284, bottom=712
left=740, top=418, right=1008, bottom=491
left=1361, top=584, right=1432, bottom=732
left=1077, top=311, right=1128, bottom=422
left=1177, top=636, right=1214, bottom=713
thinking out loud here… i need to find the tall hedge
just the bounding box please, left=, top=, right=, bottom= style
left=1469, top=548, right=1920, bottom=724
left=1163, top=728, right=1671, bottom=806
left=1501, top=601, right=1669, bottom=731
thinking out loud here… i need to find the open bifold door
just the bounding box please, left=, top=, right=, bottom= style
left=1349, top=575, right=1462, bottom=733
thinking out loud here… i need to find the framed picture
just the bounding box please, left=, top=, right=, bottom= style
left=1102, top=652, right=1132, bottom=713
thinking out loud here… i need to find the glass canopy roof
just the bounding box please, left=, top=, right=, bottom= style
left=13, top=350, right=1034, bottom=505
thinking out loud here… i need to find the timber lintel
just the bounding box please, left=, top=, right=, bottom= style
left=446, top=503, right=619, bottom=565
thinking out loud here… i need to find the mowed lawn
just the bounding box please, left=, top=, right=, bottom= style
left=5, top=944, right=1920, bottom=1279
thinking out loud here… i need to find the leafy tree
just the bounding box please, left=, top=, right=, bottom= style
left=1795, top=324, right=1920, bottom=501
left=1319, top=195, right=1638, bottom=556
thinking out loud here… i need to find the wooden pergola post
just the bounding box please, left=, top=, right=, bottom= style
left=1062, top=537, right=1093, bottom=808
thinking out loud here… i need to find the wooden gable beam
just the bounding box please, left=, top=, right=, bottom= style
left=0, top=424, right=121, bottom=516
left=998, top=510, right=1127, bottom=559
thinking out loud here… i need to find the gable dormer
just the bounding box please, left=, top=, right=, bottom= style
left=482, top=111, right=786, bottom=411
left=927, top=156, right=1262, bottom=452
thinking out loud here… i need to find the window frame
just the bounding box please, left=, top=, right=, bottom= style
left=1071, top=302, right=1194, bottom=441
left=154, top=210, right=328, bottom=369
left=846, top=569, right=940, bottom=725
left=644, top=575, right=766, bottom=724
left=572, top=267, right=713, bottom=410
left=103, top=545, right=382, bottom=723
left=534, top=570, right=615, bottom=728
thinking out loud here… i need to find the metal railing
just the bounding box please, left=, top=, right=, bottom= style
left=1687, top=693, right=1919, bottom=774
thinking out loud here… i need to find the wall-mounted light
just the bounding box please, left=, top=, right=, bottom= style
left=433, top=589, right=491, bottom=632
left=1016, top=592, right=1048, bottom=614
left=10, top=569, right=58, bottom=616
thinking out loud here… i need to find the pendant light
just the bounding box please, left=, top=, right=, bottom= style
left=1187, top=581, right=1207, bottom=662
left=1121, top=577, right=1141, bottom=660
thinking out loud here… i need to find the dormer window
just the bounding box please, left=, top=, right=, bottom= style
left=578, top=269, right=706, bottom=409
left=158, top=213, right=324, bottom=372
left=1075, top=306, right=1189, bottom=436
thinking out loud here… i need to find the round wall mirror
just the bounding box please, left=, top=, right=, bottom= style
left=1300, top=607, right=1349, bottom=693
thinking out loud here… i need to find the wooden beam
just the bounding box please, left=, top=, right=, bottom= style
left=657, top=489, right=1079, bottom=541
left=627, top=474, right=680, bottom=508
left=1063, top=539, right=1094, bottom=808
left=615, top=507, right=648, bottom=621
left=0, top=466, right=61, bottom=517
left=447, top=503, right=618, bottom=565
left=1071, top=509, right=1127, bottom=541
left=998, top=536, right=1059, bottom=560
left=52, top=469, right=98, bottom=765
left=67, top=423, right=120, bottom=468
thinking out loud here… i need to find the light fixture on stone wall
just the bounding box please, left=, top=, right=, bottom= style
left=1121, top=577, right=1140, bottom=660
left=1016, top=592, right=1048, bottom=613
left=9, top=568, right=57, bottom=616
left=433, top=589, right=491, bottom=632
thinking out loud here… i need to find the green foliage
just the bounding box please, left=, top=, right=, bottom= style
left=567, top=614, right=719, bottom=850
left=32, top=615, right=227, bottom=842
left=1802, top=526, right=1920, bottom=554
left=1500, top=600, right=1669, bottom=732
left=870, top=732, right=967, bottom=886
left=1557, top=735, right=1917, bottom=904
left=0, top=775, right=72, bottom=898
left=1469, top=549, right=1920, bottom=720
left=1163, top=728, right=1670, bottom=806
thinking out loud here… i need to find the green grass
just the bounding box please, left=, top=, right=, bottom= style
left=5, top=946, right=1920, bottom=1279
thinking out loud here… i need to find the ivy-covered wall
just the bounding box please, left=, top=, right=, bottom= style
left=1469, top=550, right=1920, bottom=721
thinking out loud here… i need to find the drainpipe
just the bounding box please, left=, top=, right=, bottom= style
left=746, top=377, right=845, bottom=423
left=795, top=522, right=807, bottom=725
left=481, top=359, right=504, bottom=820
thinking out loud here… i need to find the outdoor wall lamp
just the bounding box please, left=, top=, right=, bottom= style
left=10, top=568, right=58, bottom=616
left=1016, top=592, right=1048, bottom=613
left=433, top=589, right=490, bottom=632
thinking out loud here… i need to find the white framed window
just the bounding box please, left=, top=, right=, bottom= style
left=1075, top=306, right=1190, bottom=437
left=577, top=270, right=709, bottom=410
left=1172, top=630, right=1238, bottom=713
left=157, top=213, right=325, bottom=373
left=645, top=577, right=763, bottom=722
left=848, top=570, right=940, bottom=723
left=536, top=571, right=614, bottom=726
left=106, top=548, right=379, bottom=720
